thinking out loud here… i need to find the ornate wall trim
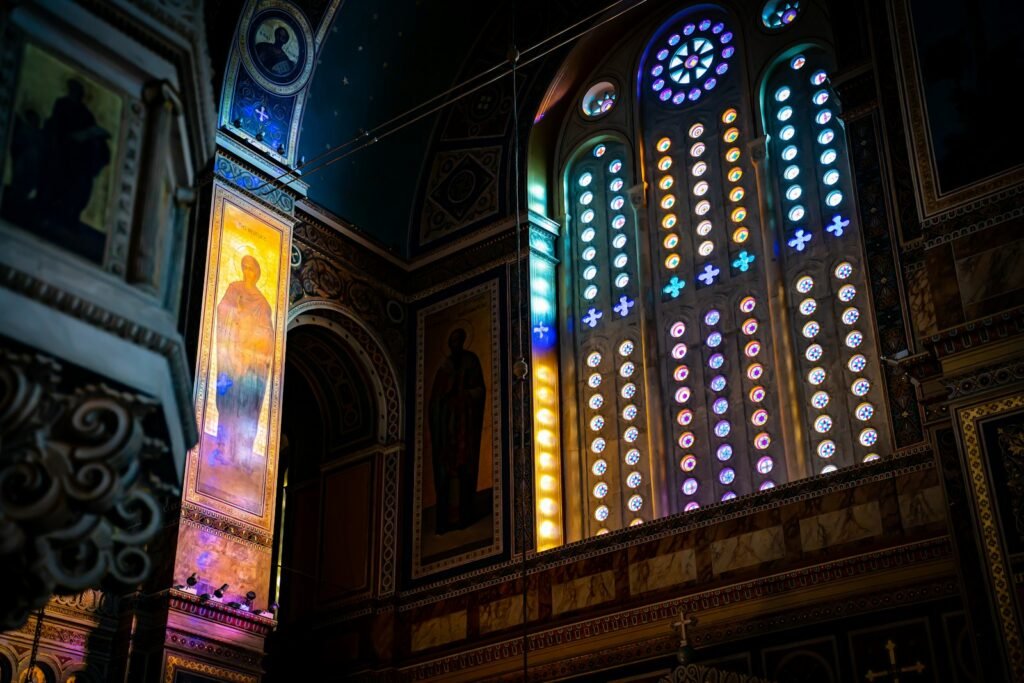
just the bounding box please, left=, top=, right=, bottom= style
left=954, top=393, right=1024, bottom=680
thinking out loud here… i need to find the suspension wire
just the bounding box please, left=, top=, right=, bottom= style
left=248, top=0, right=653, bottom=198
left=508, top=1, right=530, bottom=676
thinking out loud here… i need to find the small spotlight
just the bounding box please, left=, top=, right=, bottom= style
left=214, top=584, right=229, bottom=600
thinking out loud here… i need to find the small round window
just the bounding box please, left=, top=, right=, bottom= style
left=581, top=81, right=617, bottom=117
left=761, top=0, right=802, bottom=30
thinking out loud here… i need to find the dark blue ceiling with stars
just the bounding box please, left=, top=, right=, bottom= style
left=298, top=0, right=497, bottom=256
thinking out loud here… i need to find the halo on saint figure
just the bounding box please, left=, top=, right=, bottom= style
left=238, top=5, right=314, bottom=96
left=443, top=319, right=475, bottom=351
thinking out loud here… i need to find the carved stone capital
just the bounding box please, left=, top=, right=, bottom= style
left=0, top=349, right=170, bottom=629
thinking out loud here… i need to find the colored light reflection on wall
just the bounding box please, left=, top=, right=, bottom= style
left=531, top=252, right=563, bottom=550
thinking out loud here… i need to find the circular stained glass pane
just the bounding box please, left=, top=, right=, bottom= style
left=805, top=344, right=823, bottom=361
left=593, top=482, right=609, bottom=498
left=799, top=298, right=817, bottom=315
left=812, top=390, right=830, bottom=408
left=622, top=404, right=638, bottom=420
left=583, top=285, right=598, bottom=300
left=697, top=220, right=713, bottom=235
left=820, top=149, right=838, bottom=165
left=592, top=459, right=607, bottom=476
left=760, top=480, right=776, bottom=491
left=859, top=428, right=878, bottom=446
left=709, top=353, right=725, bottom=369
left=581, top=81, right=617, bottom=117
left=624, top=426, right=640, bottom=442
left=851, top=378, right=871, bottom=396
left=670, top=321, right=686, bottom=338
left=614, top=253, right=628, bottom=267
left=754, top=432, right=772, bottom=449
left=588, top=394, right=604, bottom=409
left=675, top=387, right=691, bottom=403
left=846, top=330, right=864, bottom=348
left=752, top=409, right=769, bottom=426
left=620, top=361, right=636, bottom=378
left=847, top=354, right=867, bottom=372
left=672, top=342, right=688, bottom=359
left=842, top=307, right=860, bottom=325
left=802, top=321, right=820, bottom=338
left=814, top=414, right=833, bottom=433
left=762, top=0, right=802, bottom=29
left=590, top=416, right=604, bottom=431
left=821, top=464, right=838, bottom=474
left=784, top=164, right=800, bottom=180
left=749, top=386, right=766, bottom=402
left=625, top=448, right=641, bottom=465
left=677, top=408, right=693, bottom=425
left=710, top=374, right=727, bottom=391
left=582, top=246, right=597, bottom=261
left=719, top=468, right=735, bottom=484
left=619, top=340, right=635, bottom=356
left=591, top=437, right=606, bottom=453
left=627, top=471, right=643, bottom=488
left=682, top=478, right=699, bottom=495
left=838, top=284, right=857, bottom=302
left=680, top=454, right=697, bottom=472
left=714, top=420, right=731, bottom=437
left=587, top=352, right=602, bottom=367
left=834, top=261, right=854, bottom=279
left=757, top=456, right=774, bottom=473
left=823, top=169, right=840, bottom=185
left=707, top=332, right=723, bottom=348
left=817, top=440, right=836, bottom=458
left=740, top=296, right=757, bottom=313
left=713, top=397, right=729, bottom=414
left=622, top=383, right=637, bottom=398
left=594, top=505, right=609, bottom=521
left=807, top=367, right=826, bottom=385
left=588, top=373, right=602, bottom=388
left=855, top=402, right=874, bottom=421
left=747, top=363, right=764, bottom=380
left=583, top=265, right=597, bottom=280
left=717, top=444, right=733, bottom=461
left=796, top=275, right=814, bottom=293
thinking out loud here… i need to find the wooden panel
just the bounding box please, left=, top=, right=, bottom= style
left=320, top=460, right=373, bottom=600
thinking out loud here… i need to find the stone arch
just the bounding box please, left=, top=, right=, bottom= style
left=288, top=299, right=402, bottom=443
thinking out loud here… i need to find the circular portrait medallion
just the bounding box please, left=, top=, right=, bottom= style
left=239, top=3, right=315, bottom=96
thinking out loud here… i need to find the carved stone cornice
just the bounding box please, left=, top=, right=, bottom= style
left=0, top=259, right=197, bottom=448
left=166, top=627, right=264, bottom=666
left=167, top=589, right=276, bottom=635
left=179, top=502, right=274, bottom=547
left=943, top=358, right=1024, bottom=401
left=0, top=350, right=170, bottom=629
left=925, top=306, right=1024, bottom=360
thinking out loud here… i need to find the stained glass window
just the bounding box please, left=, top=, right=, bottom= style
left=530, top=7, right=893, bottom=546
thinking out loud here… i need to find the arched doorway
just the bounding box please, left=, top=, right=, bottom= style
left=265, top=318, right=385, bottom=679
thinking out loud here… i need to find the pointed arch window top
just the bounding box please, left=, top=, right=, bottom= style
left=646, top=15, right=735, bottom=106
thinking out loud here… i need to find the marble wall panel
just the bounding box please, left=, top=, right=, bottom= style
left=628, top=549, right=696, bottom=596
left=710, top=527, right=786, bottom=577
left=552, top=570, right=615, bottom=616
left=411, top=611, right=468, bottom=652
left=800, top=503, right=883, bottom=552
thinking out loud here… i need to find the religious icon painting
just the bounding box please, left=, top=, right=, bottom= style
left=412, top=278, right=505, bottom=579
left=0, top=41, right=124, bottom=264
left=238, top=2, right=315, bottom=96
left=184, top=182, right=293, bottom=533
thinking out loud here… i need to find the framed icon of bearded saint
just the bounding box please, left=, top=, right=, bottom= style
left=238, top=2, right=315, bottom=96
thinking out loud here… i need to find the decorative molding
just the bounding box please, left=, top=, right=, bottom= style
left=167, top=589, right=276, bottom=635
left=888, top=0, right=1024, bottom=219
left=166, top=628, right=263, bottom=666
left=400, top=538, right=952, bottom=680
left=0, top=261, right=197, bottom=447
left=922, top=195, right=1024, bottom=251
left=379, top=448, right=400, bottom=598
left=397, top=450, right=935, bottom=608
left=926, top=307, right=1024, bottom=359
left=955, top=394, right=1024, bottom=680
left=105, top=98, right=145, bottom=277
left=944, top=360, right=1024, bottom=400
left=164, top=652, right=257, bottom=683
left=179, top=503, right=274, bottom=547
left=0, top=351, right=168, bottom=629
left=214, top=152, right=296, bottom=214
left=920, top=181, right=1024, bottom=231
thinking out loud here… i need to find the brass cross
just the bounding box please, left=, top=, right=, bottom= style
left=864, top=639, right=926, bottom=682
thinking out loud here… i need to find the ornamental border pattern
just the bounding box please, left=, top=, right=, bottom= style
left=400, top=538, right=953, bottom=680
left=956, top=394, right=1024, bottom=680
left=396, top=449, right=935, bottom=608
left=164, top=653, right=257, bottom=683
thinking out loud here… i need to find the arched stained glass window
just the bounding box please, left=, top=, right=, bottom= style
left=564, top=139, right=652, bottom=534
left=640, top=8, right=785, bottom=510
left=526, top=7, right=896, bottom=548
left=761, top=47, right=892, bottom=471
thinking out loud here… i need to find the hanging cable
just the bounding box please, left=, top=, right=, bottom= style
left=245, top=0, right=654, bottom=201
